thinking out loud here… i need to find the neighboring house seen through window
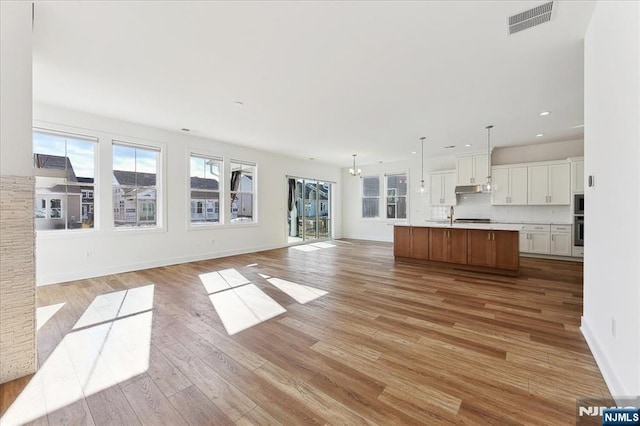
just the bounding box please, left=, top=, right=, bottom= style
left=230, top=161, right=255, bottom=223
left=386, top=173, right=407, bottom=219
left=361, top=176, right=380, bottom=218
left=112, top=142, right=160, bottom=228
left=33, top=130, right=96, bottom=231
left=190, top=154, right=221, bottom=224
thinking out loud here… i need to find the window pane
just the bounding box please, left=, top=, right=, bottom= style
left=113, top=143, right=159, bottom=228
left=190, top=191, right=220, bottom=223
left=231, top=163, right=254, bottom=193
left=397, top=197, right=407, bottom=219
left=362, top=199, right=379, bottom=218
left=387, top=174, right=407, bottom=196
left=190, top=156, right=220, bottom=191
left=33, top=131, right=96, bottom=231
left=231, top=193, right=253, bottom=223
left=362, top=177, right=379, bottom=197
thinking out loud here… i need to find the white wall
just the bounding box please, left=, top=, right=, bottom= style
left=0, top=0, right=37, bottom=384
left=342, top=140, right=580, bottom=242
left=34, top=104, right=342, bottom=285
left=582, top=1, right=640, bottom=400
left=492, top=139, right=583, bottom=165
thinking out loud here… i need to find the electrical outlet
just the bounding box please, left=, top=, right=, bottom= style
left=211, top=239, right=215, bottom=245
left=611, top=318, right=616, bottom=337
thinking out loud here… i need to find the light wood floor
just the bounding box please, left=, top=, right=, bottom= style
left=1, top=239, right=611, bottom=425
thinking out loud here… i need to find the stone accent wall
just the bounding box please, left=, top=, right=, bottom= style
left=0, top=175, right=36, bottom=383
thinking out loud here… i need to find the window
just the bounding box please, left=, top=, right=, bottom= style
left=33, top=130, right=96, bottom=231
left=189, top=154, right=221, bottom=224
left=112, top=142, right=160, bottom=228
left=386, top=173, right=407, bottom=219
left=230, top=161, right=255, bottom=223
left=361, top=176, right=380, bottom=218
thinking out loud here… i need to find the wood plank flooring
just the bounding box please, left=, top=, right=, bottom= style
left=0, top=239, right=611, bottom=425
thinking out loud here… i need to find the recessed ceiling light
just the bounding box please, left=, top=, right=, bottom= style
left=411, top=151, right=417, bottom=154
left=465, top=144, right=471, bottom=147
left=233, top=101, right=244, bottom=107
left=309, top=157, right=315, bottom=160
left=573, top=124, right=584, bottom=128
left=181, top=128, right=190, bottom=132
left=445, top=145, right=456, bottom=149
left=378, top=161, right=384, bottom=163
left=536, top=133, right=544, bottom=137
left=540, top=111, right=551, bottom=116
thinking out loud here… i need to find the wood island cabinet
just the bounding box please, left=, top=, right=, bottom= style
left=393, top=226, right=429, bottom=260
left=394, top=225, right=519, bottom=276
left=429, top=228, right=467, bottom=264
left=467, top=229, right=519, bottom=271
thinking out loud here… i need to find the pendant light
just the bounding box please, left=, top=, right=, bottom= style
left=349, top=154, right=361, bottom=176
left=418, top=137, right=426, bottom=194
left=484, top=125, right=493, bottom=192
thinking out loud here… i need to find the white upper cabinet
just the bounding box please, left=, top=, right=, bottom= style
left=456, top=154, right=489, bottom=186
left=571, top=160, right=585, bottom=193
left=527, top=163, right=570, bottom=205
left=430, top=171, right=457, bottom=206
left=491, top=166, right=527, bottom=205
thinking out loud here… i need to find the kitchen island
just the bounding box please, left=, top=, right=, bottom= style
left=394, top=223, right=520, bottom=276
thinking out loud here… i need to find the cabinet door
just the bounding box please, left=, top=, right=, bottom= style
left=548, top=163, right=570, bottom=205
left=443, top=172, right=457, bottom=206
left=572, top=161, right=584, bottom=193
left=493, top=231, right=520, bottom=270
left=467, top=229, right=493, bottom=266
left=429, top=174, right=443, bottom=205
left=456, top=157, right=474, bottom=185
left=491, top=168, right=509, bottom=205
left=428, top=228, right=449, bottom=262
left=411, top=227, right=430, bottom=260
left=509, top=167, right=528, bottom=205
left=449, top=229, right=468, bottom=264
left=394, top=226, right=412, bottom=257
left=473, top=154, right=489, bottom=184
left=529, top=232, right=550, bottom=254
left=550, top=232, right=571, bottom=256
left=519, top=231, right=529, bottom=252
left=528, top=165, right=549, bottom=205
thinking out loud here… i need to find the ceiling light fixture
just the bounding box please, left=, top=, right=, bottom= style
left=540, top=111, right=551, bottom=116
left=181, top=128, right=190, bottom=132
left=233, top=101, right=244, bottom=107
left=349, top=154, right=361, bottom=177
left=484, top=125, right=494, bottom=192
left=418, top=137, right=426, bottom=194
left=536, top=133, right=544, bottom=137
left=465, top=144, right=472, bottom=147
left=411, top=151, right=417, bottom=154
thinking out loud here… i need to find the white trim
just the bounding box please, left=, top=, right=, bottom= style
left=580, top=316, right=630, bottom=403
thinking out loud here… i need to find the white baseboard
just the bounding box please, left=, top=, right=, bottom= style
left=36, top=243, right=285, bottom=286
left=580, top=316, right=630, bottom=403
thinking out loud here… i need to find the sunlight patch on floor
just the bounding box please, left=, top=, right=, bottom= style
left=209, top=284, right=286, bottom=335
left=309, top=242, right=336, bottom=249
left=73, top=284, right=154, bottom=330
left=290, top=244, right=320, bottom=252
left=36, top=302, right=65, bottom=331
left=266, top=277, right=328, bottom=304
left=200, top=268, right=250, bottom=294
left=1, top=287, right=154, bottom=426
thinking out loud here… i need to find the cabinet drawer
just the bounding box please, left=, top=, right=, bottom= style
left=551, top=225, right=571, bottom=233
left=521, top=224, right=550, bottom=232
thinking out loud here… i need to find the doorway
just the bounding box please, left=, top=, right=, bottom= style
left=287, top=177, right=332, bottom=244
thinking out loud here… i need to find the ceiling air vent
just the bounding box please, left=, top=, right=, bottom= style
left=508, top=1, right=554, bottom=35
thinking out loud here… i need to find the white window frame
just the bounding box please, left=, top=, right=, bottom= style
left=112, top=140, right=164, bottom=231
left=229, top=160, right=257, bottom=225
left=32, top=128, right=98, bottom=233
left=188, top=152, right=223, bottom=228
left=361, top=175, right=380, bottom=219
left=384, top=172, right=408, bottom=221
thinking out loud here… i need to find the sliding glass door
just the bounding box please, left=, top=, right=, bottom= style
left=287, top=177, right=332, bottom=243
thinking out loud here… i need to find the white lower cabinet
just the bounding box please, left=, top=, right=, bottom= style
left=550, top=225, right=572, bottom=256
left=520, top=224, right=551, bottom=254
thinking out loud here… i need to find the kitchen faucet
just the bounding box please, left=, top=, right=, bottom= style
left=447, top=206, right=454, bottom=225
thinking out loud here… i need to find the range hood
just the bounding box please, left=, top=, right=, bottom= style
left=455, top=184, right=489, bottom=194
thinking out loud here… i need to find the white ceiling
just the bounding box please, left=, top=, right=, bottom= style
left=32, top=1, right=595, bottom=167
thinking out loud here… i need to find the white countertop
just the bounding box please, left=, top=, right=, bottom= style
left=420, top=221, right=523, bottom=231
left=396, top=221, right=571, bottom=231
